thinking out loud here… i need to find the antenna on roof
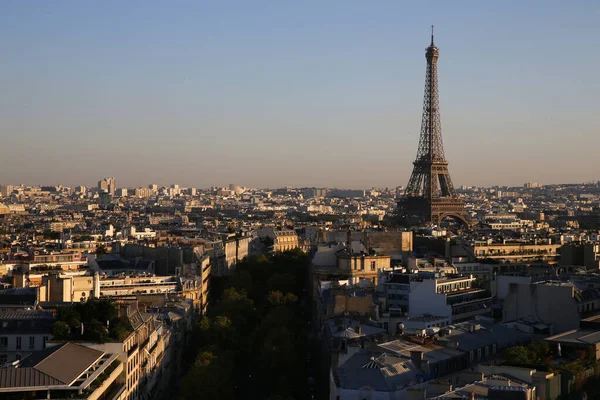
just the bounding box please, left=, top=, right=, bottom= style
left=431, top=25, right=435, bottom=45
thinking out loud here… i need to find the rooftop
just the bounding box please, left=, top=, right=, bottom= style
left=336, top=351, right=422, bottom=392
left=544, top=329, right=600, bottom=345
left=437, top=320, right=531, bottom=352
left=0, top=342, right=107, bottom=390
left=0, top=310, right=54, bottom=334
left=378, top=339, right=463, bottom=363
left=325, top=318, right=385, bottom=339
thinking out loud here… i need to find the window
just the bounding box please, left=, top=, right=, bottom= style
left=492, top=344, right=497, bottom=355
left=477, top=349, right=482, bottom=360
left=43, top=336, right=48, bottom=348
left=16, top=337, right=21, bottom=350
left=485, top=346, right=489, bottom=357
left=469, top=351, right=474, bottom=362
left=15, top=354, right=21, bottom=361
left=370, top=261, right=376, bottom=271
left=0, top=354, right=6, bottom=364
left=0, top=337, right=7, bottom=348
left=29, top=337, right=35, bottom=349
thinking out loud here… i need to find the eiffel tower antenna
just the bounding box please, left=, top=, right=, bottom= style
left=431, top=25, right=434, bottom=45
left=397, top=29, right=470, bottom=227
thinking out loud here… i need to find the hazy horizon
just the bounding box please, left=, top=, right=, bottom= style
left=2, top=1, right=599, bottom=189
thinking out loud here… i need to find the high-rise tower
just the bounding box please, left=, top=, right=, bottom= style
left=397, top=28, right=469, bottom=226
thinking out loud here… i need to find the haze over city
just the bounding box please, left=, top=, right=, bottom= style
left=1, top=1, right=599, bottom=188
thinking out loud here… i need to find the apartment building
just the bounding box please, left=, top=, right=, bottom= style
left=211, top=235, right=254, bottom=276
left=83, top=302, right=172, bottom=400
left=0, top=310, right=54, bottom=363
left=257, top=228, right=301, bottom=253
left=377, top=271, right=492, bottom=323
left=503, top=280, right=600, bottom=334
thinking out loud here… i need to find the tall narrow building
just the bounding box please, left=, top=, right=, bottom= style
left=397, top=28, right=469, bottom=226
left=98, top=177, right=116, bottom=196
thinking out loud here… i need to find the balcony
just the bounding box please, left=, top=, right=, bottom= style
left=446, top=289, right=490, bottom=306
left=451, top=298, right=493, bottom=322
left=127, top=343, right=138, bottom=356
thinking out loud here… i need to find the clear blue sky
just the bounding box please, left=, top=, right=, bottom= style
left=1, top=1, right=598, bottom=189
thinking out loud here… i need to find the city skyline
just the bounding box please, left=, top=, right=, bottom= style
left=1, top=1, right=599, bottom=188
left=1, top=178, right=598, bottom=191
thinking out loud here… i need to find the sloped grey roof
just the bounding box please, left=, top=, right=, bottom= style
left=545, top=329, right=600, bottom=345
left=0, top=342, right=104, bottom=389
left=0, top=367, right=63, bottom=389
left=35, top=343, right=104, bottom=385
left=326, top=318, right=385, bottom=339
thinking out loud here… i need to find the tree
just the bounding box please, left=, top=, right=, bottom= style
left=226, top=270, right=253, bottom=295
left=109, top=318, right=132, bottom=341
left=178, top=249, right=310, bottom=400
left=213, top=288, right=255, bottom=329
left=52, top=321, right=71, bottom=339
left=180, top=351, right=234, bottom=400
left=266, top=273, right=296, bottom=296
left=267, top=291, right=298, bottom=308
left=504, top=345, right=532, bottom=366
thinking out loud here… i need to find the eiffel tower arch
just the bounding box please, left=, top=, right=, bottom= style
left=397, top=27, right=470, bottom=227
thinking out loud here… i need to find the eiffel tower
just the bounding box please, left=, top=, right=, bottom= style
left=397, top=27, right=469, bottom=227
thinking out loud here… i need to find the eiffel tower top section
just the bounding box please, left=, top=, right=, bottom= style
left=414, top=25, right=446, bottom=165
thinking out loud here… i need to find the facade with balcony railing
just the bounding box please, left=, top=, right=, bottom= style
left=408, top=275, right=492, bottom=323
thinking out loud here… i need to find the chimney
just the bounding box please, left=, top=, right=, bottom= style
left=347, top=229, right=352, bottom=254
left=410, top=350, right=424, bottom=369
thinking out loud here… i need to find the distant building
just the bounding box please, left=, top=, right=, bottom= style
left=560, top=242, right=600, bottom=270
left=97, top=177, right=116, bottom=196
left=316, top=278, right=376, bottom=328
left=37, top=271, right=101, bottom=303
left=524, top=182, right=542, bottom=188
left=134, top=187, right=153, bottom=197
left=327, top=188, right=365, bottom=198
left=0, top=185, right=14, bottom=197
left=211, top=235, right=255, bottom=276
left=502, top=280, right=600, bottom=334
left=257, top=228, right=302, bottom=253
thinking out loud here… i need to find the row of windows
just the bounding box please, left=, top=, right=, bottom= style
left=354, top=261, right=378, bottom=271
left=386, top=283, right=410, bottom=291
left=387, top=294, right=408, bottom=301
left=0, top=336, right=48, bottom=349
left=469, top=345, right=497, bottom=362
left=579, top=302, right=597, bottom=314
left=437, top=281, right=470, bottom=293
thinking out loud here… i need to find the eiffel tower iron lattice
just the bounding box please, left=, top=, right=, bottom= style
left=398, top=27, right=470, bottom=227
